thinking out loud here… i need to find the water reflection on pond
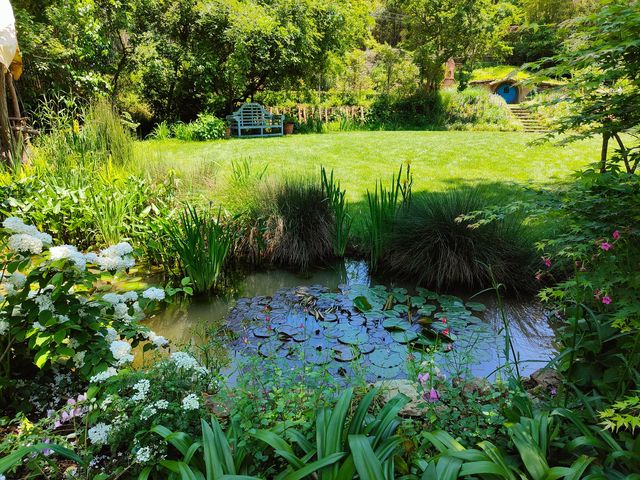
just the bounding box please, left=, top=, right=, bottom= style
left=145, top=260, right=556, bottom=381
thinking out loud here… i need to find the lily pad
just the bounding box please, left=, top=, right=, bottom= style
left=253, top=326, right=276, bottom=338
left=390, top=330, right=419, bottom=344
left=338, top=330, right=369, bottom=346
left=353, top=296, right=372, bottom=313
left=465, top=302, right=487, bottom=312
left=358, top=343, right=376, bottom=355
left=417, top=305, right=437, bottom=316
left=369, top=349, right=404, bottom=368
left=333, top=345, right=359, bottom=362
left=382, top=318, right=412, bottom=331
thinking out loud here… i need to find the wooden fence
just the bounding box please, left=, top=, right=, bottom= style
left=268, top=105, right=367, bottom=123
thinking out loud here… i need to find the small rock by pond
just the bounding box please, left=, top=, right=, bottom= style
left=145, top=260, right=557, bottom=383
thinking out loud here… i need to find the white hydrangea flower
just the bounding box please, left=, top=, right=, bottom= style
left=3, top=217, right=52, bottom=243
left=122, top=291, right=138, bottom=302
left=142, top=287, right=165, bottom=301
left=73, top=351, right=86, bottom=368
left=49, top=245, right=86, bottom=270
left=7, top=272, right=26, bottom=289
left=102, top=293, right=122, bottom=304
left=113, top=303, right=129, bottom=319
left=135, top=446, right=152, bottom=463
left=155, top=399, right=169, bottom=410
left=104, top=327, right=118, bottom=343
left=146, top=330, right=169, bottom=347
left=8, top=233, right=43, bottom=254
left=131, top=379, right=150, bottom=402
left=181, top=393, right=199, bottom=411
left=110, top=340, right=134, bottom=365
left=86, top=242, right=135, bottom=272
left=90, top=367, right=118, bottom=383
left=34, top=292, right=54, bottom=312
left=87, top=423, right=111, bottom=445
left=0, top=320, right=9, bottom=335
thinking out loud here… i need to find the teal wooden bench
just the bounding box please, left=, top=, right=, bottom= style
left=226, top=103, right=283, bottom=138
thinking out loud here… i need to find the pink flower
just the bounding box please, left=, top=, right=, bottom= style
left=428, top=388, right=440, bottom=402
left=600, top=242, right=613, bottom=251
left=612, top=230, right=620, bottom=240
left=535, top=272, right=543, bottom=281
left=594, top=289, right=601, bottom=300
left=441, top=317, right=447, bottom=324
left=445, top=344, right=453, bottom=352
left=602, top=296, right=612, bottom=305
left=542, top=256, right=551, bottom=268
left=417, top=372, right=430, bottom=385
left=442, top=328, right=450, bottom=336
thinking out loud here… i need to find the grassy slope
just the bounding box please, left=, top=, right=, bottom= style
left=136, top=130, right=599, bottom=203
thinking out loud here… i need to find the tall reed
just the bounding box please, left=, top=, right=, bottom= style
left=90, top=183, right=135, bottom=245
left=366, top=164, right=411, bottom=270
left=163, top=205, right=232, bottom=294
left=321, top=166, right=352, bottom=257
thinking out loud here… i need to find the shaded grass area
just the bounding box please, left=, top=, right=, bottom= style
left=135, top=131, right=599, bottom=204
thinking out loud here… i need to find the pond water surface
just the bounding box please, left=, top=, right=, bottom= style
left=145, top=260, right=556, bottom=382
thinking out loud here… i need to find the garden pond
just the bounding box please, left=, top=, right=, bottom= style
left=145, top=260, right=557, bottom=383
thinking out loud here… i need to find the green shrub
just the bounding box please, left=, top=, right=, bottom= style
left=171, top=121, right=194, bottom=141
left=189, top=114, right=226, bottom=141
left=148, top=120, right=172, bottom=140
left=381, top=189, right=537, bottom=292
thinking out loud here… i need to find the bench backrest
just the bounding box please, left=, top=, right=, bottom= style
left=231, top=103, right=272, bottom=126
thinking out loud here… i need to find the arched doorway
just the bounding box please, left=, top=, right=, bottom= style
left=495, top=82, right=518, bottom=104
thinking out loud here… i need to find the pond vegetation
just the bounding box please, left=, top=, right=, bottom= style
left=1, top=0, right=639, bottom=478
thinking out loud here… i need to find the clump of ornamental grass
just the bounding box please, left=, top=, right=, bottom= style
left=380, top=189, right=537, bottom=293
left=235, top=178, right=334, bottom=271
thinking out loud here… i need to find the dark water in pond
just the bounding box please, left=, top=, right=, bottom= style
left=145, top=260, right=556, bottom=382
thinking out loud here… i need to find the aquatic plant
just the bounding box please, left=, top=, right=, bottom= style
left=321, top=166, right=352, bottom=257
left=381, top=189, right=537, bottom=292
left=163, top=205, right=232, bottom=293
left=90, top=182, right=135, bottom=245
left=366, top=164, right=412, bottom=271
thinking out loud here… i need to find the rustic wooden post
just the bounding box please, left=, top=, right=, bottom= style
left=0, top=66, right=12, bottom=162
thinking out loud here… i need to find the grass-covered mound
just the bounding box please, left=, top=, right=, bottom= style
left=380, top=189, right=538, bottom=293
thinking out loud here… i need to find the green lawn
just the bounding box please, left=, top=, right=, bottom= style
left=135, top=131, right=600, bottom=203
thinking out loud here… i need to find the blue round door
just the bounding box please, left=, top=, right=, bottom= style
left=496, top=83, right=518, bottom=104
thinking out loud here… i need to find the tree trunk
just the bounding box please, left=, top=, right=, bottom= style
left=600, top=133, right=609, bottom=173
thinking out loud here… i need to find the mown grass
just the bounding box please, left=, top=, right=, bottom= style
left=135, top=131, right=600, bottom=204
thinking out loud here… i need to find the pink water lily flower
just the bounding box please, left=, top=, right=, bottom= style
left=600, top=242, right=613, bottom=251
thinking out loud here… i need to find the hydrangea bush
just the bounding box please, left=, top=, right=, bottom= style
left=0, top=217, right=171, bottom=407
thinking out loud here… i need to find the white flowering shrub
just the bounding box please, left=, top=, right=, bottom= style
left=0, top=217, right=176, bottom=404
left=83, top=353, right=218, bottom=469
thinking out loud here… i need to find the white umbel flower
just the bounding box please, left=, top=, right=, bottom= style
left=135, top=446, right=152, bottom=463
left=131, top=379, right=150, bottom=402
left=90, top=367, right=118, bottom=383
left=181, top=393, right=199, bottom=411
